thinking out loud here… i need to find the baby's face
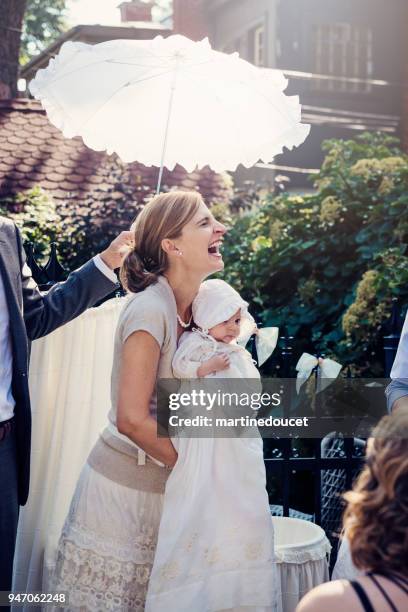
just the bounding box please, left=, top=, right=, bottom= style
left=208, top=308, right=241, bottom=343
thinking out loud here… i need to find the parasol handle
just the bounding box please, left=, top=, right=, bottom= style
left=156, top=60, right=180, bottom=194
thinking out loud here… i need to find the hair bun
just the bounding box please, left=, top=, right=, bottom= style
left=120, top=249, right=157, bottom=292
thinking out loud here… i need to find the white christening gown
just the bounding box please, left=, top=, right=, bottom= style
left=145, top=331, right=282, bottom=612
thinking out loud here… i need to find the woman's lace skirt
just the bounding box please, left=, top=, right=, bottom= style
left=49, top=435, right=170, bottom=611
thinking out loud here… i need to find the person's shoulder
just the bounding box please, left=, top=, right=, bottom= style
left=296, top=579, right=358, bottom=612
left=174, top=332, right=199, bottom=355
left=117, top=282, right=171, bottom=346
left=0, top=217, right=20, bottom=255
left=178, top=331, right=194, bottom=346
left=0, top=216, right=17, bottom=236
left=119, top=282, right=169, bottom=337
left=123, top=281, right=167, bottom=313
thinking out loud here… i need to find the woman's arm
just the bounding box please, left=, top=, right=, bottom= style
left=116, top=330, right=178, bottom=467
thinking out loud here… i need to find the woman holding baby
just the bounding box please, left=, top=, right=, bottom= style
left=51, top=191, right=280, bottom=611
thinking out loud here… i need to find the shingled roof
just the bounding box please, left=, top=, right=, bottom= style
left=0, top=98, right=232, bottom=206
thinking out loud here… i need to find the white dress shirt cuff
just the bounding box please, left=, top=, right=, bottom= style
left=93, top=254, right=119, bottom=284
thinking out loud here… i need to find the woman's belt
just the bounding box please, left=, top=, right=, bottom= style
left=87, top=431, right=172, bottom=494
left=104, top=421, right=165, bottom=467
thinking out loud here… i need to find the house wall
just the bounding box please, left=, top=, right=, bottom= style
left=173, top=0, right=210, bottom=40
left=277, top=0, right=404, bottom=114
left=174, top=0, right=405, bottom=189
left=204, top=0, right=280, bottom=189
left=206, top=0, right=277, bottom=67
left=200, top=0, right=404, bottom=113
left=275, top=0, right=405, bottom=185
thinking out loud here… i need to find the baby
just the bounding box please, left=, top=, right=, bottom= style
left=146, top=280, right=281, bottom=612
left=172, top=278, right=261, bottom=380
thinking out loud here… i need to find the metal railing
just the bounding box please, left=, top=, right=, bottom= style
left=260, top=336, right=368, bottom=566
left=25, top=242, right=66, bottom=290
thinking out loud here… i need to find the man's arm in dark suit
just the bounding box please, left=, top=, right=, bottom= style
left=15, top=225, right=125, bottom=340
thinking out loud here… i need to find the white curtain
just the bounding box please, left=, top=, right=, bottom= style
left=12, top=298, right=125, bottom=595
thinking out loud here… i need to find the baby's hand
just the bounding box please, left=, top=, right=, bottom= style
left=211, top=353, right=230, bottom=372
left=197, top=353, right=230, bottom=377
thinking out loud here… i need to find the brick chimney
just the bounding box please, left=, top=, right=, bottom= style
left=173, top=0, right=209, bottom=41
left=118, top=1, right=154, bottom=23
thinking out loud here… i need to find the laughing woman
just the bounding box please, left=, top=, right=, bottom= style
left=50, top=191, right=226, bottom=610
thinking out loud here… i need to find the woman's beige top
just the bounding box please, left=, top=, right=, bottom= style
left=107, top=275, right=178, bottom=454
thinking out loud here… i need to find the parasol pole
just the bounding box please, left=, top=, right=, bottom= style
left=156, top=59, right=180, bottom=194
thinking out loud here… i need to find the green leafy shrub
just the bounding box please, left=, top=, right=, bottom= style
left=0, top=161, right=155, bottom=270
left=2, top=133, right=407, bottom=374
left=221, top=133, right=408, bottom=374
left=1, top=157, right=233, bottom=271
left=0, top=187, right=64, bottom=265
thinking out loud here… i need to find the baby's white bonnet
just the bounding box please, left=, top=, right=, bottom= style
left=192, top=279, right=255, bottom=333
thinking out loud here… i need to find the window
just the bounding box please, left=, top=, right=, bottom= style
left=314, top=23, right=373, bottom=93
left=247, top=24, right=265, bottom=66
left=221, top=22, right=266, bottom=66
left=253, top=25, right=265, bottom=66
left=234, top=34, right=247, bottom=59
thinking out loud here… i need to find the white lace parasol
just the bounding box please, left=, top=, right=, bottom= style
left=30, top=34, right=310, bottom=191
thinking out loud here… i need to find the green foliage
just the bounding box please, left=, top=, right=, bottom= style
left=209, top=201, right=234, bottom=228
left=21, top=0, right=67, bottom=64
left=2, top=133, right=407, bottom=374
left=0, top=159, right=150, bottom=270
left=55, top=158, right=150, bottom=270
left=0, top=155, right=233, bottom=274
left=221, top=133, right=408, bottom=374
left=0, top=187, right=64, bottom=264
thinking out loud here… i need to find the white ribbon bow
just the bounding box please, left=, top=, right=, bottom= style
left=237, top=320, right=279, bottom=366
left=295, top=352, right=342, bottom=394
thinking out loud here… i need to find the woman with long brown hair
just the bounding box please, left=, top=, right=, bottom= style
left=50, top=191, right=227, bottom=610
left=297, top=410, right=408, bottom=612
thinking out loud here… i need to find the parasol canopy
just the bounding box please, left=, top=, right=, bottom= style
left=30, top=34, right=310, bottom=185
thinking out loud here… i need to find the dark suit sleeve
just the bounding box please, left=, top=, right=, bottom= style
left=15, top=225, right=120, bottom=340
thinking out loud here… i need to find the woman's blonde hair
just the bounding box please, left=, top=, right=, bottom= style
left=343, top=410, right=408, bottom=575
left=120, top=190, right=203, bottom=292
